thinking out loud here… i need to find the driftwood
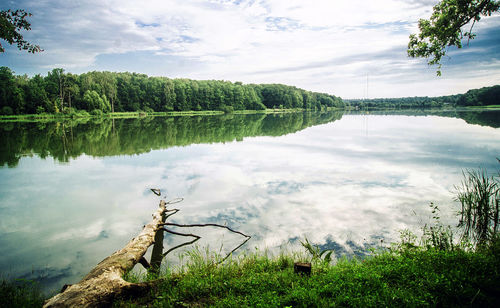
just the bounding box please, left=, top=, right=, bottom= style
left=43, top=194, right=250, bottom=307
left=43, top=200, right=168, bottom=307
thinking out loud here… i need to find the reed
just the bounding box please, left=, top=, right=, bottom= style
left=455, top=166, right=499, bottom=247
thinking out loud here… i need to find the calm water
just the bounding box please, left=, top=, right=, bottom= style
left=0, top=110, right=499, bottom=293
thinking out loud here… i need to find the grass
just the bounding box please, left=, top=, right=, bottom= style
left=2, top=241, right=499, bottom=308
left=0, top=108, right=334, bottom=122
left=455, top=168, right=499, bottom=247
left=466, top=105, right=500, bottom=109
left=0, top=110, right=224, bottom=122
left=114, top=242, right=500, bottom=307
left=0, top=279, right=45, bottom=308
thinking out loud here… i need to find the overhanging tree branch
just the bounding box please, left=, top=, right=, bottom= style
left=0, top=9, right=42, bottom=53
left=407, top=0, right=500, bottom=76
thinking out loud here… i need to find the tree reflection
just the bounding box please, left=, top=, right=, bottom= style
left=0, top=111, right=343, bottom=167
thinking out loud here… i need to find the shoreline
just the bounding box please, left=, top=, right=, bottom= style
left=0, top=108, right=340, bottom=123
left=2, top=106, right=499, bottom=123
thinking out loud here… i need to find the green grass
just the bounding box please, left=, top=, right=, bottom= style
left=2, top=243, right=498, bottom=307
left=465, top=105, right=500, bottom=109
left=0, top=110, right=224, bottom=122
left=0, top=108, right=326, bottom=122
left=115, top=243, right=500, bottom=307
left=0, top=279, right=45, bottom=308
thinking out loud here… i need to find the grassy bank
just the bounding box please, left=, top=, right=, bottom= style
left=2, top=242, right=499, bottom=307
left=0, top=279, right=45, bottom=308
left=0, top=108, right=334, bottom=123
left=0, top=110, right=223, bottom=122
left=114, top=244, right=500, bottom=307
left=465, top=105, right=500, bottom=109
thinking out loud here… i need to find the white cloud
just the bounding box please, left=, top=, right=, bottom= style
left=0, top=0, right=498, bottom=97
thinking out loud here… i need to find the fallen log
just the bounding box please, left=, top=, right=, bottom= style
left=43, top=200, right=168, bottom=307
left=43, top=196, right=250, bottom=307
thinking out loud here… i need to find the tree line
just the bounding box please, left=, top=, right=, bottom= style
left=0, top=67, right=344, bottom=115
left=0, top=111, right=343, bottom=167
left=345, top=85, right=499, bottom=109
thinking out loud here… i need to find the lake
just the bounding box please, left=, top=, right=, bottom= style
left=0, top=109, right=499, bottom=294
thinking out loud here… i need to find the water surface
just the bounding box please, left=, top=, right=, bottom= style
left=0, top=110, right=499, bottom=293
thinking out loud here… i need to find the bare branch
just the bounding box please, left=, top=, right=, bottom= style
left=466, top=19, right=476, bottom=45
left=138, top=257, right=151, bottom=269
left=164, top=209, right=180, bottom=221
left=221, top=235, right=251, bottom=262
left=165, top=198, right=184, bottom=205
left=160, top=222, right=251, bottom=262
left=150, top=188, right=161, bottom=196
left=161, top=222, right=250, bottom=239
left=161, top=228, right=201, bottom=257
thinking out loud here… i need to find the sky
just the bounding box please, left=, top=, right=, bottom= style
left=0, top=0, right=499, bottom=99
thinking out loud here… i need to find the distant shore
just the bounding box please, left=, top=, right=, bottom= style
left=0, top=108, right=345, bottom=122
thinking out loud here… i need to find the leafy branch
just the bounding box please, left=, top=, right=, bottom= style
left=0, top=9, right=42, bottom=53
left=407, top=0, right=500, bottom=76
left=300, top=237, right=334, bottom=264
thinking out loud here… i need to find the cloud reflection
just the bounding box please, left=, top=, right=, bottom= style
left=0, top=114, right=499, bottom=293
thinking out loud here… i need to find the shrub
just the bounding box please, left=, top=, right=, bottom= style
left=0, top=106, right=13, bottom=115
left=421, top=203, right=455, bottom=251
left=219, top=105, right=234, bottom=114
left=76, top=110, right=90, bottom=118
left=35, top=106, right=45, bottom=114
left=90, top=109, right=104, bottom=117
left=143, top=107, right=154, bottom=114
left=62, top=107, right=76, bottom=114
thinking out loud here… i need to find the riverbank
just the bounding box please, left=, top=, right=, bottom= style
left=116, top=243, right=500, bottom=307
left=465, top=105, right=500, bottom=109
left=3, top=243, right=498, bottom=307
left=0, top=108, right=332, bottom=123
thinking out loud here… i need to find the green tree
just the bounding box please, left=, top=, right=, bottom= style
left=408, top=0, right=500, bottom=76
left=82, top=90, right=110, bottom=112
left=45, top=68, right=67, bottom=112
left=0, top=9, right=42, bottom=53
left=64, top=73, right=80, bottom=111
left=92, top=72, right=117, bottom=113
left=163, top=78, right=176, bottom=111
left=0, top=66, right=16, bottom=110
left=26, top=74, right=50, bottom=113
left=173, top=79, right=189, bottom=111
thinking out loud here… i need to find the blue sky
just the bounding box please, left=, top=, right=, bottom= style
left=0, top=0, right=499, bottom=98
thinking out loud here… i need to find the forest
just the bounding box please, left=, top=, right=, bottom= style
left=0, top=67, right=344, bottom=115
left=1, top=66, right=497, bottom=116
left=345, top=85, right=500, bottom=109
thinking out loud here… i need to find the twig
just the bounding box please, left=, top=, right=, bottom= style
left=165, top=198, right=184, bottom=205
left=160, top=222, right=251, bottom=262
left=164, top=209, right=180, bottom=221
left=161, top=228, right=201, bottom=257
left=138, top=256, right=151, bottom=269
left=150, top=188, right=161, bottom=196
left=221, top=235, right=251, bottom=262
left=466, top=19, right=476, bottom=45
left=161, top=223, right=250, bottom=238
